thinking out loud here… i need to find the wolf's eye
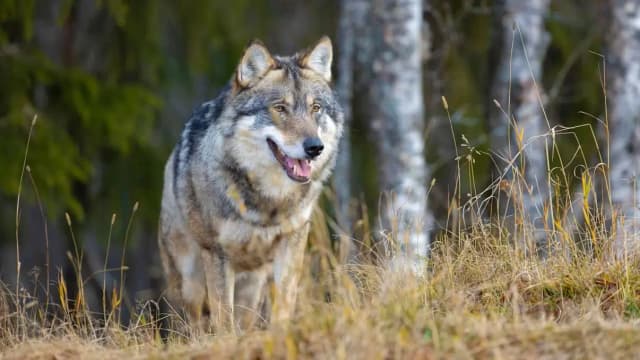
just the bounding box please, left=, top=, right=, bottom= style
left=273, top=104, right=287, bottom=113
left=311, top=103, right=322, bottom=113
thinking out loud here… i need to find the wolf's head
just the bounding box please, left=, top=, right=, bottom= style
left=224, top=37, right=343, bottom=196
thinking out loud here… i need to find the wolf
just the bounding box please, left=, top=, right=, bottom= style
left=158, top=36, right=343, bottom=331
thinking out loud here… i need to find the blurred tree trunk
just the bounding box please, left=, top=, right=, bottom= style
left=422, top=4, right=454, bottom=227
left=489, top=0, right=551, bottom=252
left=359, top=0, right=433, bottom=270
left=606, top=0, right=640, bottom=256
left=334, top=0, right=357, bottom=262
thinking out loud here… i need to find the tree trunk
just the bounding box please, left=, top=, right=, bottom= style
left=422, top=3, right=454, bottom=226
left=334, top=0, right=357, bottom=262
left=489, top=0, right=551, bottom=252
left=606, top=0, right=640, bottom=256
left=363, top=0, right=433, bottom=271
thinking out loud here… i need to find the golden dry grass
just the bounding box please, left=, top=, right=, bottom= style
left=3, top=214, right=640, bottom=360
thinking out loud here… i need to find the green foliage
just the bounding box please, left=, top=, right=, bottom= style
left=0, top=0, right=35, bottom=41
left=0, top=43, right=87, bottom=217
left=0, top=0, right=255, bottom=235
left=0, top=9, right=159, bottom=219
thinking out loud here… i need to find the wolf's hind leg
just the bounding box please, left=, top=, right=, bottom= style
left=159, top=223, right=207, bottom=333
left=177, top=251, right=207, bottom=332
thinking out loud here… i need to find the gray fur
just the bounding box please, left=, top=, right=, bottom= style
left=159, top=38, right=343, bottom=331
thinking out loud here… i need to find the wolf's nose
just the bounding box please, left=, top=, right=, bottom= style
left=303, top=137, right=324, bottom=158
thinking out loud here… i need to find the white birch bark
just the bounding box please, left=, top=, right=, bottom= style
left=490, top=0, right=551, bottom=251
left=365, top=0, right=433, bottom=271
left=606, top=0, right=640, bottom=256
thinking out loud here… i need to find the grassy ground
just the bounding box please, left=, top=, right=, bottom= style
left=2, top=215, right=640, bottom=359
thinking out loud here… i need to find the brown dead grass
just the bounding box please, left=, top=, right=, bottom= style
left=3, top=224, right=640, bottom=360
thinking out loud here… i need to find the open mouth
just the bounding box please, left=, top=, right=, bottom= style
left=267, top=138, right=311, bottom=183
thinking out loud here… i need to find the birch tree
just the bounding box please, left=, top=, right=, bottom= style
left=489, top=0, right=551, bottom=251
left=606, top=0, right=640, bottom=255
left=361, top=0, right=434, bottom=270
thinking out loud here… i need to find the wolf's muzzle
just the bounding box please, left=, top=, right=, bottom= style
left=303, top=137, right=324, bottom=159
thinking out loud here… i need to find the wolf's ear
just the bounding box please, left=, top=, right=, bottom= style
left=237, top=40, right=274, bottom=88
left=300, top=36, right=333, bottom=82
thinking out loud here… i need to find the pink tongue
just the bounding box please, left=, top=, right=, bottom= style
left=297, top=159, right=311, bottom=177
left=284, top=157, right=311, bottom=179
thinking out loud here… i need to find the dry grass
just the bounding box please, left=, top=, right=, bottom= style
left=3, top=206, right=640, bottom=359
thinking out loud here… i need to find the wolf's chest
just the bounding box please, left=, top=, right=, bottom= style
left=214, top=206, right=312, bottom=271
left=219, top=226, right=284, bottom=271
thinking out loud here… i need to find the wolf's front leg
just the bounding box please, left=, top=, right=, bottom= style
left=272, top=223, right=310, bottom=323
left=201, top=249, right=235, bottom=333
left=234, top=269, right=268, bottom=330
